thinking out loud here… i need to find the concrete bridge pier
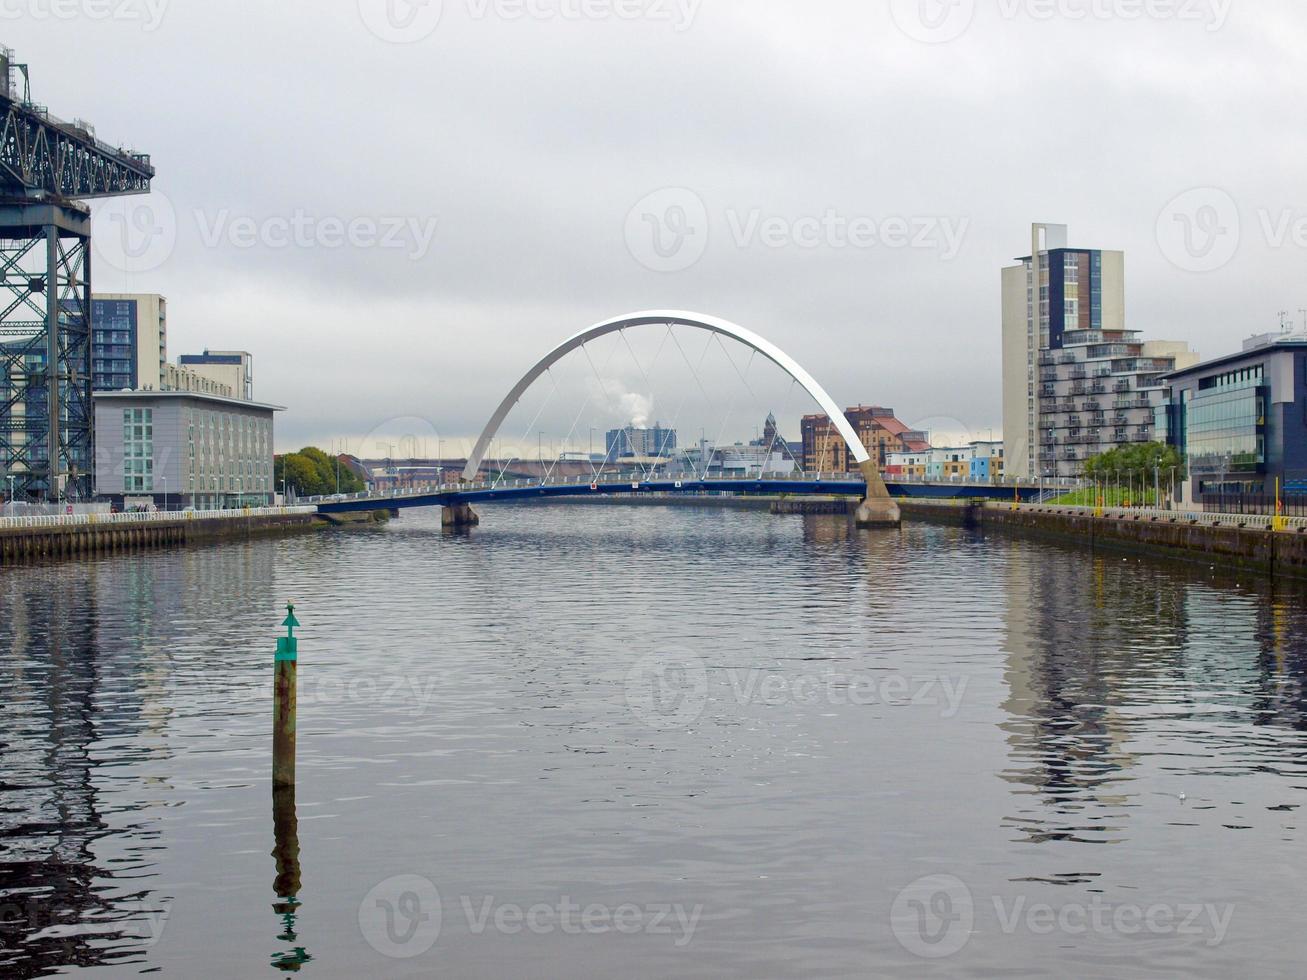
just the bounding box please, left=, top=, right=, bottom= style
left=854, top=459, right=902, bottom=528
left=442, top=502, right=480, bottom=529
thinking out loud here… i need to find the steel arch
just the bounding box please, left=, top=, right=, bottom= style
left=462, top=311, right=868, bottom=481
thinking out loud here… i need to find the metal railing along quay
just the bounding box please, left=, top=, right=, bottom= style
left=0, top=506, right=318, bottom=531
left=1009, top=502, right=1307, bottom=533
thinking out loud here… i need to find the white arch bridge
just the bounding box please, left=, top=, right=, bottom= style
left=313, top=312, right=1035, bottom=526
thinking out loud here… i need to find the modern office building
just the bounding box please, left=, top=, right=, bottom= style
left=801, top=406, right=930, bottom=474
left=1159, top=330, right=1307, bottom=504
left=1001, top=223, right=1198, bottom=479
left=606, top=423, right=677, bottom=459
left=93, top=390, right=284, bottom=510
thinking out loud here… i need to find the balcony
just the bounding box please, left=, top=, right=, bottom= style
left=1114, top=381, right=1132, bottom=393
left=1082, top=400, right=1101, bottom=411
left=1089, top=382, right=1107, bottom=394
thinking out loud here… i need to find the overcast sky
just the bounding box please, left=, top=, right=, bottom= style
left=16, top=0, right=1307, bottom=454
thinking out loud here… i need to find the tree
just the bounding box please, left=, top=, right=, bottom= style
left=275, top=447, right=365, bottom=496
left=1083, top=443, right=1185, bottom=488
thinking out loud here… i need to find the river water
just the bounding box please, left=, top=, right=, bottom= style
left=1, top=504, right=1305, bottom=977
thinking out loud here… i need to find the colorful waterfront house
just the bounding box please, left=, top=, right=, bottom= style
left=968, top=440, right=1005, bottom=482
left=927, top=446, right=974, bottom=480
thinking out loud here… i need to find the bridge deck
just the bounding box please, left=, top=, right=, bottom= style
left=311, top=476, right=1052, bottom=515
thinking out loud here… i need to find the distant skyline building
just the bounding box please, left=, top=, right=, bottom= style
left=801, top=406, right=929, bottom=474
left=605, top=423, right=677, bottom=459
left=179, top=350, right=254, bottom=401
left=1002, top=223, right=1197, bottom=479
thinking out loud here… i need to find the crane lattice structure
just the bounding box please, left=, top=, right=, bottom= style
left=0, top=45, right=154, bottom=500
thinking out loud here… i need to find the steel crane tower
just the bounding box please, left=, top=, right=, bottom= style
left=0, top=45, right=155, bottom=501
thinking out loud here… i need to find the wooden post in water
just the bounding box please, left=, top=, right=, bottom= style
left=273, top=602, right=300, bottom=790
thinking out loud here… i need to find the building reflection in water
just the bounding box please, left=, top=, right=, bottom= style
left=0, top=541, right=277, bottom=975
left=0, top=566, right=166, bottom=976
left=999, top=540, right=1307, bottom=846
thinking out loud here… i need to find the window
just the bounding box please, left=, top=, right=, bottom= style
left=123, top=406, right=155, bottom=492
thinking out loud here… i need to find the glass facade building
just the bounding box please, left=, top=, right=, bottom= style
left=1162, top=336, right=1307, bottom=501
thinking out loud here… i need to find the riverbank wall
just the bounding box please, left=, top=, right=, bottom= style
left=0, top=508, right=326, bottom=566
left=900, top=499, right=1307, bottom=581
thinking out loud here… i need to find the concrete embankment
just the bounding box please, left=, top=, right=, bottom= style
left=526, top=493, right=858, bottom=515
left=0, top=508, right=384, bottom=566
left=900, top=499, right=1307, bottom=581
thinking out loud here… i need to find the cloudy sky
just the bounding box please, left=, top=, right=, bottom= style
left=17, top=0, right=1307, bottom=454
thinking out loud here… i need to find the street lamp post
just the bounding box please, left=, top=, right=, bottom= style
left=162, top=476, right=168, bottom=513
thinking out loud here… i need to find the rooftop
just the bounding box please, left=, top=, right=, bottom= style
left=1163, top=332, right=1307, bottom=381
left=93, top=389, right=285, bottom=412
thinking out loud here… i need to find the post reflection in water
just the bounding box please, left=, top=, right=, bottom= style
left=271, top=784, right=310, bottom=971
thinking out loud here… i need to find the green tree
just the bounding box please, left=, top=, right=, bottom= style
left=274, top=447, right=365, bottom=496
left=1081, top=442, right=1186, bottom=503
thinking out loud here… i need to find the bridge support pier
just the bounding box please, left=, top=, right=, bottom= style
left=855, top=460, right=901, bottom=528
left=442, top=502, right=480, bottom=529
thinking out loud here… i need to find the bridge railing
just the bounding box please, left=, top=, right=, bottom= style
left=303, top=471, right=1085, bottom=505
left=0, top=505, right=318, bottom=531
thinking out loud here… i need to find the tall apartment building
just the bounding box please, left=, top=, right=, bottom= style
left=1001, top=223, right=1197, bottom=479
left=90, top=294, right=168, bottom=391
left=605, top=424, right=678, bottom=459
